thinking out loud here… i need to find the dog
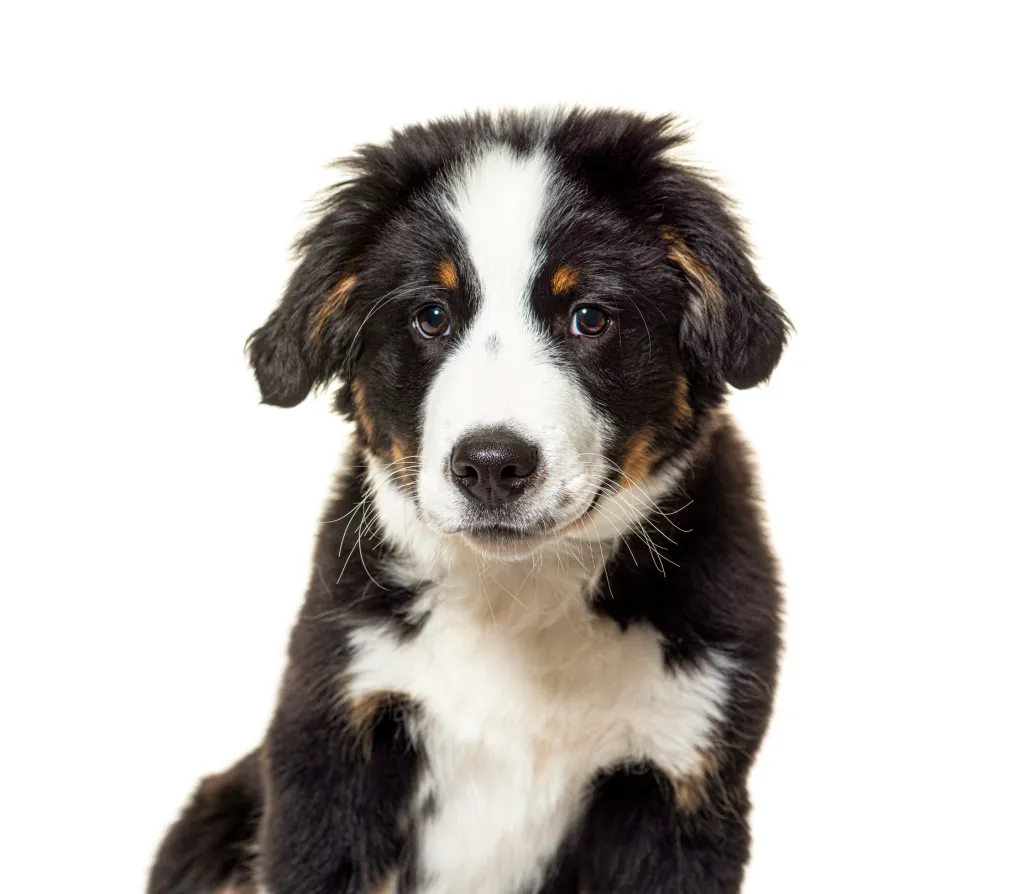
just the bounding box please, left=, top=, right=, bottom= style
left=148, top=108, right=789, bottom=894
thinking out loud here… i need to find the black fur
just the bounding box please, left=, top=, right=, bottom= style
left=538, top=761, right=752, bottom=894
left=148, top=749, right=263, bottom=894
left=149, top=108, right=788, bottom=894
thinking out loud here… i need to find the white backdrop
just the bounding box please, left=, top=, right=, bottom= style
left=2, top=3, right=1021, bottom=892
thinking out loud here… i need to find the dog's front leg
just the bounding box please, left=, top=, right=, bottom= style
left=575, top=764, right=751, bottom=894
left=258, top=672, right=419, bottom=894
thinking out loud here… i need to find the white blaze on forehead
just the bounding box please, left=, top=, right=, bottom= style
left=448, top=146, right=553, bottom=311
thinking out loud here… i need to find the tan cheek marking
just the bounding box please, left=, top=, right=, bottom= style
left=308, top=273, right=358, bottom=346
left=390, top=438, right=416, bottom=486
left=674, top=376, right=694, bottom=427
left=661, top=228, right=724, bottom=316
left=350, top=379, right=377, bottom=444
left=437, top=258, right=459, bottom=290
left=551, top=265, right=580, bottom=295
left=620, top=429, right=658, bottom=486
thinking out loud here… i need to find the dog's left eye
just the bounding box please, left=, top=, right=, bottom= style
left=414, top=305, right=451, bottom=338
left=569, top=306, right=609, bottom=337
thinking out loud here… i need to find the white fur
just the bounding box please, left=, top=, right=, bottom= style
left=346, top=566, right=732, bottom=894
left=418, top=147, right=609, bottom=537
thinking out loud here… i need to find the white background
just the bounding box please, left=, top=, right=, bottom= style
left=2, top=3, right=1022, bottom=892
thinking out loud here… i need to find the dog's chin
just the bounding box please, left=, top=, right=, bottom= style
left=458, top=529, right=549, bottom=561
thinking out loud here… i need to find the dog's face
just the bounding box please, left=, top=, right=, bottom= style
left=248, top=111, right=788, bottom=560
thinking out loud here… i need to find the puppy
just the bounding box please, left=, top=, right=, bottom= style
left=148, top=109, right=789, bottom=894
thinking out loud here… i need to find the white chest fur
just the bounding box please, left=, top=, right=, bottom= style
left=345, top=558, right=732, bottom=894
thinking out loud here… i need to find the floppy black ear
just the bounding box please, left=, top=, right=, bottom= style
left=246, top=215, right=362, bottom=408
left=245, top=123, right=461, bottom=408
left=661, top=179, right=791, bottom=389
left=724, top=280, right=791, bottom=389
left=246, top=308, right=313, bottom=409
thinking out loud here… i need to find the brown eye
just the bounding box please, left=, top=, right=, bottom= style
left=570, top=306, right=609, bottom=337
left=414, top=305, right=451, bottom=338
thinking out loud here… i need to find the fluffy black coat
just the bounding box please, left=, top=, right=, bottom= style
left=148, top=108, right=788, bottom=894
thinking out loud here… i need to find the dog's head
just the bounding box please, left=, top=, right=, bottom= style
left=248, top=110, right=789, bottom=560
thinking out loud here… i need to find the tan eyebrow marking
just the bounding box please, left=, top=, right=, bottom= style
left=660, top=227, right=724, bottom=315
left=551, top=265, right=580, bottom=296
left=437, top=259, right=459, bottom=290
left=308, top=273, right=358, bottom=346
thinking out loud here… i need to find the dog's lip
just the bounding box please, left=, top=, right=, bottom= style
left=459, top=503, right=597, bottom=548
left=458, top=526, right=548, bottom=559
left=456, top=479, right=609, bottom=545
left=438, top=474, right=611, bottom=553
left=459, top=525, right=546, bottom=548
left=463, top=523, right=542, bottom=542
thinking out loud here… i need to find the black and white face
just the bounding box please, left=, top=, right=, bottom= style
left=416, top=148, right=617, bottom=555
left=247, top=112, right=789, bottom=561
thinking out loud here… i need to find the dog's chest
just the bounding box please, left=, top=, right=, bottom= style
left=346, top=584, right=730, bottom=894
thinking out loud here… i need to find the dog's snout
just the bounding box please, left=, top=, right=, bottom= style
left=451, top=428, right=539, bottom=507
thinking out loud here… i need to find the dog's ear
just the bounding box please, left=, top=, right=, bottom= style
left=246, top=126, right=459, bottom=408
left=246, top=214, right=362, bottom=408
left=660, top=177, right=790, bottom=389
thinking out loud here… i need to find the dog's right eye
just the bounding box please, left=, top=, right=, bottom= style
left=570, top=306, right=609, bottom=338
left=414, top=305, right=451, bottom=339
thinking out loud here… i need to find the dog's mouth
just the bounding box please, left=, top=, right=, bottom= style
left=464, top=524, right=537, bottom=542
left=456, top=486, right=608, bottom=559
left=458, top=524, right=563, bottom=559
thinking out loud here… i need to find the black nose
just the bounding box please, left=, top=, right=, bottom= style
left=451, top=428, right=539, bottom=507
